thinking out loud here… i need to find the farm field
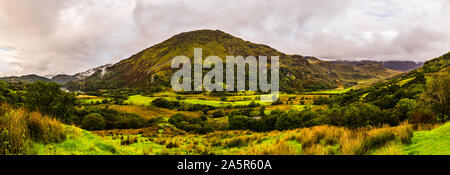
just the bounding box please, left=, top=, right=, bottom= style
left=78, top=93, right=329, bottom=119
left=103, top=104, right=203, bottom=119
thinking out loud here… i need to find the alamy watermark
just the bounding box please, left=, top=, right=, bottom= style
left=170, top=48, right=279, bottom=102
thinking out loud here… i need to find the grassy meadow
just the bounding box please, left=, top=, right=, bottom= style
left=2, top=87, right=448, bottom=155
left=27, top=118, right=449, bottom=155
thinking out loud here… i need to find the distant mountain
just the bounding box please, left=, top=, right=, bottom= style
left=66, top=29, right=402, bottom=92
left=51, top=74, right=79, bottom=85
left=381, top=61, right=424, bottom=72
left=0, top=74, right=53, bottom=83
left=336, top=52, right=449, bottom=107
left=49, top=64, right=112, bottom=85
left=73, top=64, right=112, bottom=80
left=308, top=57, right=401, bottom=85
left=331, top=60, right=423, bottom=72
left=0, top=64, right=112, bottom=85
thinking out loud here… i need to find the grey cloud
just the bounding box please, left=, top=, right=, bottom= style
left=0, top=0, right=448, bottom=76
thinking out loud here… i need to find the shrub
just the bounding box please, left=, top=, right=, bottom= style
left=223, top=136, right=257, bottom=148
left=393, top=98, right=416, bottom=121
left=169, top=113, right=221, bottom=134
left=24, top=81, right=77, bottom=123
left=212, top=110, right=225, bottom=118
left=271, top=98, right=283, bottom=105
left=410, top=109, right=435, bottom=123
left=26, top=112, right=67, bottom=143
left=1, top=106, right=67, bottom=154
left=77, top=107, right=149, bottom=130
left=165, top=141, right=179, bottom=148
left=121, top=136, right=138, bottom=145
left=354, top=130, right=396, bottom=155
left=81, top=113, right=106, bottom=131
left=0, top=109, right=30, bottom=154
left=228, top=115, right=250, bottom=130
left=151, top=98, right=179, bottom=109
left=148, top=116, right=165, bottom=126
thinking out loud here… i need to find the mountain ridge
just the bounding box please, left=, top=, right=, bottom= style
left=65, top=29, right=402, bottom=92
left=330, top=60, right=424, bottom=72
left=3, top=30, right=422, bottom=90
left=0, top=74, right=53, bottom=83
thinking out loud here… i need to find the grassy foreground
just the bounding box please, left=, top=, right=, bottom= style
left=2, top=104, right=448, bottom=155
left=33, top=122, right=448, bottom=155
left=405, top=123, right=450, bottom=155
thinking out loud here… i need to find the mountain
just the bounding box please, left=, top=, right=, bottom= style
left=330, top=60, right=423, bottom=72
left=48, top=64, right=113, bottom=85
left=0, top=64, right=114, bottom=85
left=51, top=74, right=79, bottom=85
left=0, top=74, right=53, bottom=83
left=308, top=57, right=401, bottom=86
left=381, top=61, right=424, bottom=72
left=73, top=64, right=112, bottom=80
left=66, top=29, right=401, bottom=92
left=334, top=52, right=449, bottom=108
left=421, top=52, right=450, bottom=74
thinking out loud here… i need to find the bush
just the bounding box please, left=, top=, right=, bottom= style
left=228, top=115, right=250, bottom=130
left=354, top=130, right=396, bottom=155
left=313, top=96, right=328, bottom=105
left=275, top=112, right=301, bottom=130
left=1, top=106, right=67, bottom=154
left=165, top=141, right=179, bottom=148
left=327, top=103, right=391, bottom=128
left=24, top=81, right=77, bottom=123
left=26, top=112, right=67, bottom=143
left=77, top=107, right=149, bottom=130
left=151, top=98, right=179, bottom=109
left=81, top=113, right=106, bottom=130
left=169, top=113, right=222, bottom=134
left=148, top=116, right=165, bottom=126
left=212, top=110, right=225, bottom=118
left=393, top=98, right=416, bottom=121
left=271, top=98, right=283, bottom=105
left=410, top=109, right=435, bottom=123
left=0, top=109, right=30, bottom=154
left=223, top=136, right=257, bottom=148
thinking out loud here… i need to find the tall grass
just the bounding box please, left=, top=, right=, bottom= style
left=289, top=123, right=416, bottom=155
left=0, top=104, right=68, bottom=155
left=0, top=107, right=30, bottom=154
left=26, top=112, right=67, bottom=143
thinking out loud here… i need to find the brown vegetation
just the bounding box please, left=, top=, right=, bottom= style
left=0, top=104, right=67, bottom=155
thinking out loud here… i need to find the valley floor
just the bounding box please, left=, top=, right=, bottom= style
left=32, top=122, right=448, bottom=155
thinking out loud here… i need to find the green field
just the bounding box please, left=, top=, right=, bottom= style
left=125, top=95, right=156, bottom=106
left=78, top=96, right=109, bottom=104
left=308, top=88, right=353, bottom=94
left=124, top=95, right=269, bottom=107
left=405, top=123, right=450, bottom=155
left=33, top=126, right=136, bottom=155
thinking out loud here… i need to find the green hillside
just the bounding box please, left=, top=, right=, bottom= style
left=0, top=74, right=53, bottom=84
left=405, top=123, right=450, bottom=155
left=307, top=57, right=401, bottom=86
left=67, top=30, right=400, bottom=92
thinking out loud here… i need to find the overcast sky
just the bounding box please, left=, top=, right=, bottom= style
left=0, top=0, right=449, bottom=76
